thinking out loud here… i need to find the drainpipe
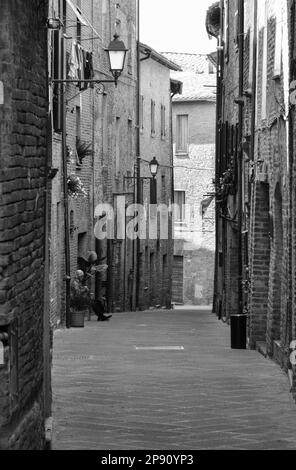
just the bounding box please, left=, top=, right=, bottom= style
left=213, top=2, right=223, bottom=316
left=135, top=0, right=141, bottom=310
left=43, top=25, right=52, bottom=421
left=61, top=18, right=71, bottom=329
left=212, top=0, right=224, bottom=317
left=231, top=0, right=246, bottom=349
left=250, top=0, right=258, bottom=163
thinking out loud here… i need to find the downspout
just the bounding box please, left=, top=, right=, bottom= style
left=44, top=24, right=52, bottom=423
left=250, top=0, right=258, bottom=163
left=233, top=0, right=246, bottom=347
left=289, top=0, right=296, bottom=394
left=135, top=0, right=141, bottom=309
left=61, top=17, right=71, bottom=328
left=213, top=0, right=224, bottom=316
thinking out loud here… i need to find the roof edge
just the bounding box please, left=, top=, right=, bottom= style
left=139, top=42, right=182, bottom=71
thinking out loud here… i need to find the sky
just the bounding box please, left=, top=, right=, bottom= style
left=140, top=0, right=216, bottom=55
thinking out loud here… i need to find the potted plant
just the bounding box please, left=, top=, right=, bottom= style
left=70, top=271, right=90, bottom=328
left=76, top=138, right=93, bottom=167
left=67, top=174, right=88, bottom=199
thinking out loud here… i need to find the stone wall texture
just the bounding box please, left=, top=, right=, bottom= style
left=172, top=101, right=216, bottom=305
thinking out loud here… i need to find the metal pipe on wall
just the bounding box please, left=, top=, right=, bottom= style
left=61, top=9, right=71, bottom=328
left=135, top=0, right=141, bottom=310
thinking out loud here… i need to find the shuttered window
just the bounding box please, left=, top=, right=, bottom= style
left=176, top=115, right=188, bottom=155
left=151, top=100, right=155, bottom=135
left=161, top=105, right=166, bottom=139
left=140, top=95, right=144, bottom=131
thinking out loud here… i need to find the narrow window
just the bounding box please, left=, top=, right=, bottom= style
left=261, top=0, right=268, bottom=120
left=247, top=0, right=256, bottom=89
left=224, top=0, right=229, bottom=62
left=176, top=115, right=189, bottom=155
left=115, top=116, right=120, bottom=173
left=76, top=0, right=82, bottom=43
left=174, top=191, right=186, bottom=222
left=76, top=105, right=81, bottom=141
left=273, top=1, right=283, bottom=78
left=161, top=105, right=166, bottom=139
left=140, top=95, right=144, bottom=131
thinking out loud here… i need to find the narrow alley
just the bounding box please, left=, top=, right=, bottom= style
left=52, top=308, right=296, bottom=450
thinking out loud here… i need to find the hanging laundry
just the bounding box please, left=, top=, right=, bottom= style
left=76, top=44, right=85, bottom=89
left=68, top=41, right=79, bottom=81
left=85, top=52, right=94, bottom=81
left=67, top=41, right=95, bottom=91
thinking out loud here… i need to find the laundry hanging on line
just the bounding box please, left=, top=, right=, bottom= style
left=68, top=41, right=94, bottom=90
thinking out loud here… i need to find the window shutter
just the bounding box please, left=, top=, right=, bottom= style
left=176, top=115, right=188, bottom=154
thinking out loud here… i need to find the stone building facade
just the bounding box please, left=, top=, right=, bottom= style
left=136, top=44, right=179, bottom=311
left=207, top=0, right=296, bottom=398
left=0, top=0, right=49, bottom=449
left=162, top=53, right=216, bottom=306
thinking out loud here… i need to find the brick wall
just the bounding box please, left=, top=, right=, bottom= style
left=212, top=0, right=295, bottom=393
left=49, top=0, right=138, bottom=316
left=0, top=0, right=48, bottom=449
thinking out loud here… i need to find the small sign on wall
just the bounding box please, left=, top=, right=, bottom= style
left=0, top=82, right=3, bottom=105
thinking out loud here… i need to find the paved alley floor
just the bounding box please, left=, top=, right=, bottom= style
left=52, top=308, right=296, bottom=450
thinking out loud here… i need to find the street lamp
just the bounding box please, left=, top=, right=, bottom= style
left=105, top=34, right=128, bottom=86
left=149, top=157, right=159, bottom=178
left=149, top=157, right=159, bottom=204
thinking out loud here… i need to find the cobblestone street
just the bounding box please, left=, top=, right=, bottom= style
left=52, top=308, right=296, bottom=450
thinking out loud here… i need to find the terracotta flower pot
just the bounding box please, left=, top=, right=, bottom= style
left=70, top=309, right=86, bottom=328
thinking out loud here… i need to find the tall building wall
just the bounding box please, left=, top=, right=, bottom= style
left=0, top=0, right=49, bottom=449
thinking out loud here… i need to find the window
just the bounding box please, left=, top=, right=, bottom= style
left=115, top=117, right=120, bottom=173
left=223, top=0, right=229, bottom=62
left=247, top=0, right=255, bottom=89
left=261, top=0, right=268, bottom=120
left=78, top=232, right=87, bottom=258
left=76, top=0, right=82, bottom=43
left=274, top=1, right=283, bottom=78
left=76, top=105, right=81, bottom=141
left=208, top=61, right=214, bottom=74
left=174, top=191, right=186, bottom=222
left=151, top=100, right=155, bottom=136
left=176, top=115, right=188, bottom=155
left=161, top=105, right=166, bottom=139
left=140, top=95, right=144, bottom=131
left=128, top=118, right=132, bottom=158
left=233, top=0, right=239, bottom=51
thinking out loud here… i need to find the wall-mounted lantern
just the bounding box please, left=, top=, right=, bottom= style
left=149, top=157, right=159, bottom=179
left=105, top=34, right=128, bottom=86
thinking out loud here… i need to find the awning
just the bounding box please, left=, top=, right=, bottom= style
left=65, top=0, right=88, bottom=26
